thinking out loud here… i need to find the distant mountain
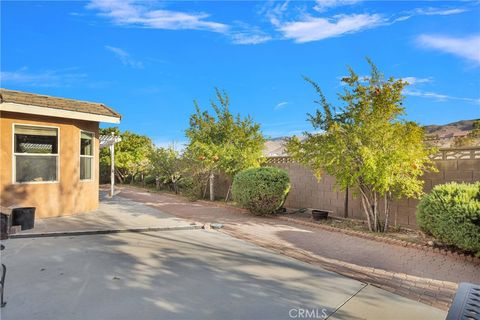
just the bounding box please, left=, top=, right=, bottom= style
left=264, top=137, right=290, bottom=156
left=264, top=136, right=307, bottom=156
left=264, top=119, right=479, bottom=155
left=424, top=119, right=479, bottom=147
left=424, top=119, right=476, bottom=135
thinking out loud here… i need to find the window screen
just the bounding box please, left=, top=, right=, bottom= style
left=14, top=125, right=59, bottom=183
left=80, top=131, right=94, bottom=180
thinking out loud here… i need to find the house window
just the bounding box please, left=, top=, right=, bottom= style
left=14, top=125, right=59, bottom=183
left=80, top=131, right=94, bottom=180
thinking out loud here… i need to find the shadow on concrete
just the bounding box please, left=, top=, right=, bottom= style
left=3, top=230, right=367, bottom=320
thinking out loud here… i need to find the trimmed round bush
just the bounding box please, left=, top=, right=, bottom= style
left=417, top=182, right=480, bottom=255
left=232, top=167, right=290, bottom=215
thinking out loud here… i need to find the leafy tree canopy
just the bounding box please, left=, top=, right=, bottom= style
left=148, top=146, right=183, bottom=193
left=453, top=119, right=480, bottom=147
left=100, top=127, right=153, bottom=183
left=185, top=88, right=265, bottom=177
left=287, top=59, right=437, bottom=232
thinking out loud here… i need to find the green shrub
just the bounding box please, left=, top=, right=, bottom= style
left=180, top=175, right=207, bottom=201
left=417, top=182, right=480, bottom=255
left=232, top=167, right=290, bottom=215
left=144, top=175, right=157, bottom=186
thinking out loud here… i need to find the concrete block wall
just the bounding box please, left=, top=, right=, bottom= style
left=206, top=173, right=232, bottom=200
left=264, top=148, right=480, bottom=228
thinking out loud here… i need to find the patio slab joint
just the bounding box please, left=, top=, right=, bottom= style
left=10, top=225, right=204, bottom=239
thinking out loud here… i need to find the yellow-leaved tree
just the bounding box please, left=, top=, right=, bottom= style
left=287, top=59, right=437, bottom=232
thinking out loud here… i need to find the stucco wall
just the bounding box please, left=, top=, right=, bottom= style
left=266, top=149, right=480, bottom=228
left=0, top=111, right=100, bottom=218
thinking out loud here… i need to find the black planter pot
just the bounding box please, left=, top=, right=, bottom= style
left=275, top=207, right=287, bottom=214
left=12, top=207, right=36, bottom=231
left=311, top=210, right=329, bottom=221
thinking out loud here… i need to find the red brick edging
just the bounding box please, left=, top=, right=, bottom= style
left=119, top=187, right=461, bottom=310
left=216, top=225, right=457, bottom=310
left=277, top=216, right=480, bottom=265
left=195, top=198, right=480, bottom=266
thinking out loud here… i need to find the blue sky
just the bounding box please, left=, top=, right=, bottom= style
left=1, top=1, right=479, bottom=146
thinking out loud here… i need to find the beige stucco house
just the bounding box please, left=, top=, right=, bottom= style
left=0, top=89, right=121, bottom=218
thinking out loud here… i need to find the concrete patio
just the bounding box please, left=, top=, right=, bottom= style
left=1, top=194, right=447, bottom=319
left=2, top=229, right=445, bottom=320
left=14, top=192, right=201, bottom=236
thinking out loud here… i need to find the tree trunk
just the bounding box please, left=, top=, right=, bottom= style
left=173, top=181, right=178, bottom=194
left=130, top=173, right=136, bottom=184
left=115, top=168, right=124, bottom=184
left=155, top=177, right=160, bottom=190
left=373, top=192, right=378, bottom=232
left=359, top=185, right=374, bottom=232
left=203, top=177, right=209, bottom=199
left=383, top=193, right=390, bottom=232
left=344, top=187, right=349, bottom=218
left=209, top=172, right=215, bottom=201
left=171, top=174, right=179, bottom=194
left=225, top=184, right=232, bottom=202
left=141, top=173, right=145, bottom=186
left=394, top=207, right=398, bottom=228
left=360, top=191, right=373, bottom=232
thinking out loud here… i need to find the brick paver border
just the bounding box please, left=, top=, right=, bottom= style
left=197, top=198, right=480, bottom=265
left=277, top=216, right=480, bottom=265
left=214, top=225, right=457, bottom=310
left=117, top=186, right=474, bottom=311
left=195, top=198, right=472, bottom=310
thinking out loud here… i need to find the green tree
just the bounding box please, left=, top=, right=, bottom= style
left=180, top=150, right=212, bottom=200
left=100, top=128, right=152, bottom=184
left=287, top=60, right=437, bottom=232
left=453, top=119, right=480, bottom=147
left=185, top=88, right=265, bottom=200
left=149, top=146, right=183, bottom=193
left=99, top=127, right=120, bottom=183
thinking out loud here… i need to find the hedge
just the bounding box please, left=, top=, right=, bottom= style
left=232, top=167, right=290, bottom=215
left=417, top=182, right=480, bottom=255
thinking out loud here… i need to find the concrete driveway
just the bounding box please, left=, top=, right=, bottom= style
left=1, top=229, right=445, bottom=320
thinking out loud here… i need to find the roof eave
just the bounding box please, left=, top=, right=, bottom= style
left=0, top=102, right=121, bottom=124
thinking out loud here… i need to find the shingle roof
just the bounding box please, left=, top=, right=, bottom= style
left=0, top=88, right=121, bottom=119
